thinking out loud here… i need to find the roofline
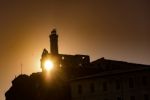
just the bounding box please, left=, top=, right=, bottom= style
left=70, top=67, right=150, bottom=81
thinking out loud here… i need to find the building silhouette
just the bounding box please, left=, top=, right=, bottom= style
left=5, top=29, right=150, bottom=100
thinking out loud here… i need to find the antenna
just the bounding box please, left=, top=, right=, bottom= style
left=21, top=63, right=23, bottom=75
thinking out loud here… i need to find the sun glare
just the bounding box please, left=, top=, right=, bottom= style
left=44, top=60, right=53, bottom=71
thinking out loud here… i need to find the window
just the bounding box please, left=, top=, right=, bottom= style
left=62, top=56, right=65, bottom=60
left=144, top=94, right=149, bottom=100
left=79, top=63, right=82, bottom=66
left=103, top=82, right=107, bottom=91
left=82, top=56, right=85, bottom=59
left=78, top=84, right=82, bottom=94
left=116, top=80, right=121, bottom=90
left=129, top=78, right=134, bottom=88
left=59, top=64, right=62, bottom=67
left=90, top=83, right=95, bottom=93
left=117, top=96, right=122, bottom=100
left=142, top=76, right=148, bottom=86
left=130, top=96, right=135, bottom=100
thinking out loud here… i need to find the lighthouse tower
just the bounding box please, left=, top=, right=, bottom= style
left=49, top=29, right=58, bottom=54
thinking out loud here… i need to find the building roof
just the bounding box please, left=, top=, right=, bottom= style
left=70, top=57, right=150, bottom=81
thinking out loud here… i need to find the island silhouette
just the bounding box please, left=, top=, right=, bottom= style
left=5, top=29, right=150, bottom=100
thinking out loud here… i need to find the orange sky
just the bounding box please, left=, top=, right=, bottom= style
left=0, top=0, right=150, bottom=100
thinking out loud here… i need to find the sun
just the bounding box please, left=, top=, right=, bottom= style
left=44, top=60, right=54, bottom=71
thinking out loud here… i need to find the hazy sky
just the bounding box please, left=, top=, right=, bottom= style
left=0, top=0, right=149, bottom=100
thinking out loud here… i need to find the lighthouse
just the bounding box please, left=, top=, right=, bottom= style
left=49, top=29, right=58, bottom=54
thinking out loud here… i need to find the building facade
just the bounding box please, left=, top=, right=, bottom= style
left=70, top=60, right=150, bottom=100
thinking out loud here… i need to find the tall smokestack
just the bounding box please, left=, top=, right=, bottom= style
left=49, top=29, right=58, bottom=54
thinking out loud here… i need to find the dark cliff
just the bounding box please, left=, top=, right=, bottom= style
left=5, top=72, right=70, bottom=100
